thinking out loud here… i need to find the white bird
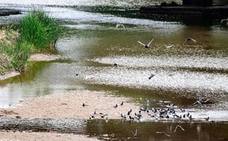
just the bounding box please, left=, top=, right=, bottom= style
left=183, top=37, right=197, bottom=45
left=165, top=44, right=175, bottom=49
left=221, top=19, right=228, bottom=26
left=137, top=39, right=154, bottom=48
left=116, top=24, right=126, bottom=29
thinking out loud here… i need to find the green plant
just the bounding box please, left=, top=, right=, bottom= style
left=19, top=10, right=61, bottom=49
left=10, top=41, right=33, bottom=72
left=0, top=10, right=61, bottom=74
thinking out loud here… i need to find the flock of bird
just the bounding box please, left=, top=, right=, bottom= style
left=116, top=23, right=198, bottom=49
left=77, top=24, right=210, bottom=123
left=137, top=37, right=197, bottom=49
left=83, top=99, right=211, bottom=122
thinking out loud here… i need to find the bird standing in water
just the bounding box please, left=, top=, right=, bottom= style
left=137, top=39, right=154, bottom=48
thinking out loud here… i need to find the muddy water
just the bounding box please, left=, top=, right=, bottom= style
left=85, top=120, right=228, bottom=141
left=1, top=3, right=228, bottom=140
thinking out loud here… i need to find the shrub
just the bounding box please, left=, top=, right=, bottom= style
left=19, top=10, right=61, bottom=49
left=0, top=10, right=61, bottom=73
left=10, top=41, right=33, bottom=72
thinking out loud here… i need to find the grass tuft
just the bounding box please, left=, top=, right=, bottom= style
left=10, top=41, right=33, bottom=72
left=0, top=10, right=61, bottom=74
left=19, top=10, right=61, bottom=49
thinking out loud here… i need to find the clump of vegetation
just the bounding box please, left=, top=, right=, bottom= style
left=10, top=41, right=33, bottom=72
left=0, top=54, right=10, bottom=75
left=19, top=10, right=61, bottom=49
left=0, top=10, right=61, bottom=74
left=0, top=26, right=18, bottom=74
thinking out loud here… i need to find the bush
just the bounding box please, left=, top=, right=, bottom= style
left=0, top=10, right=61, bottom=73
left=19, top=10, right=61, bottom=49
left=10, top=41, right=33, bottom=72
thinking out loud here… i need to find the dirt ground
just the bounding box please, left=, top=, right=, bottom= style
left=0, top=131, right=99, bottom=141
left=0, top=90, right=139, bottom=119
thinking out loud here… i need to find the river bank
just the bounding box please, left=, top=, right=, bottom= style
left=0, top=131, right=99, bottom=141
left=0, top=90, right=138, bottom=119
left=0, top=10, right=62, bottom=81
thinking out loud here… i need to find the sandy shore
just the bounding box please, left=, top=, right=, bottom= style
left=29, top=53, right=62, bottom=62
left=0, top=90, right=138, bottom=119
left=0, top=131, right=99, bottom=141
left=0, top=71, right=20, bottom=81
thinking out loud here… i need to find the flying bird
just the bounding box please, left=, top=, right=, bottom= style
left=183, top=38, right=197, bottom=45
left=137, top=39, right=154, bottom=48
left=116, top=24, right=126, bottom=29
left=148, top=74, right=155, bottom=80
left=164, top=44, right=175, bottom=49
left=82, top=103, right=88, bottom=107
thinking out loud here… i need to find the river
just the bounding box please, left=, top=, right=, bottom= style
left=0, top=1, right=228, bottom=140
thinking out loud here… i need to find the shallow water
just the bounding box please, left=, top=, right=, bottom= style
left=85, top=119, right=228, bottom=141
left=1, top=2, right=228, bottom=140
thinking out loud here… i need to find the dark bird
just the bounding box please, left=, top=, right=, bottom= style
left=137, top=39, right=154, bottom=48
left=205, top=117, right=210, bottom=121
left=114, top=104, right=118, bottom=108
left=189, top=115, right=192, bottom=121
left=120, top=101, right=124, bottom=106
left=76, top=73, right=79, bottom=76
left=82, top=103, right=88, bottom=107
left=127, top=109, right=132, bottom=115
left=90, top=115, right=95, bottom=119
left=148, top=74, right=155, bottom=79
left=187, top=113, right=190, bottom=117
left=101, top=114, right=108, bottom=119
left=114, top=63, right=118, bottom=67
left=129, top=115, right=134, bottom=120
left=15, top=116, right=21, bottom=119
left=135, top=113, right=142, bottom=120
left=121, top=113, right=126, bottom=119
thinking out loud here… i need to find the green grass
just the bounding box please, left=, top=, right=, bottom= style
left=10, top=41, right=33, bottom=72
left=19, top=10, right=61, bottom=49
left=0, top=10, right=61, bottom=73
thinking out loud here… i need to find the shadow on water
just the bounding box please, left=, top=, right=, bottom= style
left=85, top=119, right=228, bottom=141
left=84, top=83, right=197, bottom=108
left=0, top=62, right=49, bottom=85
